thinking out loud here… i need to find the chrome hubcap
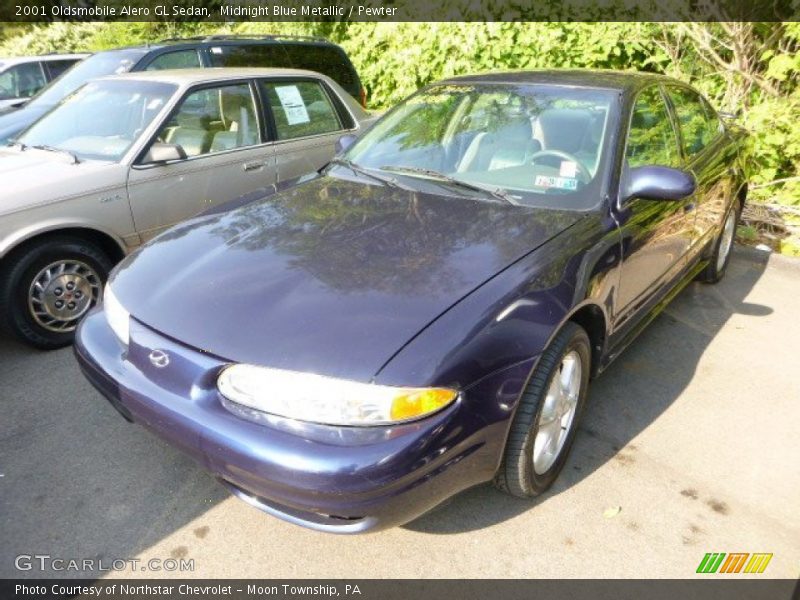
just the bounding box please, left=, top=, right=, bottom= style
left=717, top=210, right=736, bottom=272
left=533, top=350, right=582, bottom=475
left=28, top=260, right=101, bottom=333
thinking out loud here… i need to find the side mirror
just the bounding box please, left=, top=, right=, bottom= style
left=334, top=134, right=358, bottom=155
left=621, top=165, right=696, bottom=203
left=140, top=142, right=186, bottom=165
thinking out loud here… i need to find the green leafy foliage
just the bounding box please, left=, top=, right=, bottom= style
left=0, top=21, right=797, bottom=207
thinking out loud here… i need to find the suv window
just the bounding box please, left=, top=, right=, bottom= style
left=209, top=44, right=292, bottom=68
left=666, top=86, right=721, bottom=158
left=280, top=44, right=359, bottom=97
left=0, top=62, right=46, bottom=100
left=32, top=49, right=147, bottom=108
left=261, top=80, right=342, bottom=141
left=44, top=59, right=79, bottom=80
left=626, top=86, right=681, bottom=169
left=156, top=83, right=260, bottom=157
left=145, top=49, right=202, bottom=71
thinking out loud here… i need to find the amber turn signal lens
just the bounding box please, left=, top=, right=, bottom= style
left=390, top=388, right=458, bottom=421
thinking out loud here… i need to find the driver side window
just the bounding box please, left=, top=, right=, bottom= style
left=0, top=62, right=46, bottom=100
left=626, top=87, right=681, bottom=169
left=154, top=83, right=260, bottom=158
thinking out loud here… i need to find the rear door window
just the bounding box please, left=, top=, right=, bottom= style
left=261, top=80, right=342, bottom=140
left=145, top=49, right=203, bottom=71
left=209, top=44, right=292, bottom=68
left=666, top=86, right=721, bottom=158
left=625, top=86, right=681, bottom=168
left=280, top=44, right=359, bottom=98
left=44, top=59, right=80, bottom=80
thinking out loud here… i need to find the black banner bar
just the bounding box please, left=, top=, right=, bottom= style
left=2, top=0, right=799, bottom=22
left=1, top=579, right=799, bottom=600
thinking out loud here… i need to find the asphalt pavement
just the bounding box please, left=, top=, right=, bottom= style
left=1, top=247, right=798, bottom=579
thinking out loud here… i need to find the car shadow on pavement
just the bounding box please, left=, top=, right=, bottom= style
left=404, top=248, right=774, bottom=534
left=0, top=335, right=228, bottom=578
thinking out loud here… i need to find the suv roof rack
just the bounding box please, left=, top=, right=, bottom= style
left=158, top=34, right=332, bottom=44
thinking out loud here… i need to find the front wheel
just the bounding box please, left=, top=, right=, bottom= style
left=495, top=322, right=591, bottom=497
left=0, top=237, right=112, bottom=349
left=697, top=203, right=740, bottom=284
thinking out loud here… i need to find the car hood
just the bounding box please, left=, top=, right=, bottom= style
left=112, top=175, right=585, bottom=381
left=0, top=148, right=120, bottom=215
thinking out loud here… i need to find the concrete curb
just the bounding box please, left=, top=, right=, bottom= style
left=733, top=244, right=800, bottom=273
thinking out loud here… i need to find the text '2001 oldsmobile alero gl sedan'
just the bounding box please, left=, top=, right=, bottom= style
left=75, top=70, right=748, bottom=533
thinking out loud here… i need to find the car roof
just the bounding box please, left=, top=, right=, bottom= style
left=155, top=35, right=337, bottom=47
left=95, top=35, right=340, bottom=54
left=100, top=67, right=333, bottom=86
left=0, top=54, right=89, bottom=67
left=441, top=69, right=685, bottom=93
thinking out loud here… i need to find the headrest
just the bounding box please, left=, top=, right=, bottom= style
left=537, top=108, right=593, bottom=153
left=495, top=116, right=533, bottom=144
left=219, top=90, right=248, bottom=127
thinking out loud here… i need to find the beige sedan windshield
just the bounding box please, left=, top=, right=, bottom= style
left=19, top=79, right=176, bottom=162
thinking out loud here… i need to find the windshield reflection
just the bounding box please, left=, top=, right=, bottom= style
left=19, top=79, right=175, bottom=162
left=346, top=83, right=617, bottom=207
left=154, top=175, right=582, bottom=296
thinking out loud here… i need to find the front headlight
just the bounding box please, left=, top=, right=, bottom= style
left=103, top=283, right=130, bottom=345
left=217, top=364, right=457, bottom=427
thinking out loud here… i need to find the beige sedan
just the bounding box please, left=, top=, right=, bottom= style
left=0, top=67, right=372, bottom=348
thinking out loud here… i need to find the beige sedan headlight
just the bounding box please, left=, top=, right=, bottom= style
left=103, top=284, right=130, bottom=346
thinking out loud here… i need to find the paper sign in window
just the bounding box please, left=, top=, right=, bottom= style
left=275, top=85, right=310, bottom=125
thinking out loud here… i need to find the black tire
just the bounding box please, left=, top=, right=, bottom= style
left=0, top=236, right=113, bottom=349
left=696, top=202, right=741, bottom=284
left=495, top=322, right=591, bottom=498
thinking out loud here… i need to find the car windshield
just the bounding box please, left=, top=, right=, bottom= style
left=18, top=79, right=176, bottom=162
left=28, top=49, right=146, bottom=108
left=346, top=83, right=618, bottom=207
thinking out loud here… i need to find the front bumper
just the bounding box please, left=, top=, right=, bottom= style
left=74, top=309, right=533, bottom=533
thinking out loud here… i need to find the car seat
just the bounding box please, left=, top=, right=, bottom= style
left=456, top=116, right=541, bottom=172
left=165, top=113, right=212, bottom=157
left=210, top=90, right=258, bottom=152
left=534, top=108, right=595, bottom=155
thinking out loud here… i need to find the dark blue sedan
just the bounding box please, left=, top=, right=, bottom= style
left=75, top=70, right=747, bottom=533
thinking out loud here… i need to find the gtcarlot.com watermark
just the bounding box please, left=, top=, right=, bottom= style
left=14, top=553, right=195, bottom=573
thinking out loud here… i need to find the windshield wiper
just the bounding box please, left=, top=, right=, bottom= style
left=379, top=165, right=518, bottom=205
left=328, top=157, right=410, bottom=191
left=31, top=144, right=80, bottom=164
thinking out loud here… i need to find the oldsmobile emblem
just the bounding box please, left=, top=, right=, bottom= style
left=148, top=349, right=170, bottom=368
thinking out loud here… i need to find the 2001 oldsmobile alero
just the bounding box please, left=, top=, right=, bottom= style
left=75, top=70, right=748, bottom=533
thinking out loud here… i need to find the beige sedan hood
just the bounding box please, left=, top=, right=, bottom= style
left=0, top=148, right=125, bottom=217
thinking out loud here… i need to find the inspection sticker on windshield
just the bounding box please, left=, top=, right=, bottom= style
left=275, top=85, right=310, bottom=125
left=560, top=160, right=578, bottom=177
left=535, top=175, right=578, bottom=190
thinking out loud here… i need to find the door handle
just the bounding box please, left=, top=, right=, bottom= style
left=242, top=161, right=264, bottom=172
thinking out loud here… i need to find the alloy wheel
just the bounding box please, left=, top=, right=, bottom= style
left=532, top=350, right=582, bottom=475
left=716, top=210, right=736, bottom=272
left=28, top=260, right=101, bottom=333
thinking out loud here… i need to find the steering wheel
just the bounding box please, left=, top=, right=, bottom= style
left=529, top=149, right=592, bottom=184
